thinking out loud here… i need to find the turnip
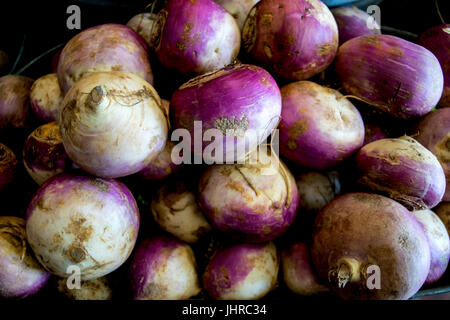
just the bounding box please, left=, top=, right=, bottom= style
left=171, top=64, right=281, bottom=163
left=295, top=170, right=340, bottom=214
left=335, top=34, right=444, bottom=119
left=202, top=241, right=278, bottom=300
left=26, top=174, right=140, bottom=280
left=59, top=71, right=168, bottom=178
left=198, top=150, right=299, bottom=242
left=411, top=209, right=450, bottom=285
left=311, top=193, right=431, bottom=300
left=279, top=81, right=364, bottom=170
left=57, top=23, right=153, bottom=93
left=363, top=122, right=388, bottom=146
left=151, top=180, right=212, bottom=243
left=331, top=6, right=381, bottom=45
left=435, top=202, right=450, bottom=236
left=56, top=276, right=112, bottom=300
left=214, top=0, right=260, bottom=31
left=23, top=122, right=72, bottom=185
left=242, top=0, right=338, bottom=81
left=129, top=236, right=201, bottom=300
left=51, top=48, right=62, bottom=74
left=0, top=74, right=33, bottom=130
left=0, top=216, right=50, bottom=299
left=30, top=74, right=64, bottom=123
left=281, top=241, right=328, bottom=296
left=150, top=0, right=240, bottom=75
left=413, top=108, right=450, bottom=201
left=138, top=140, right=180, bottom=181
left=127, top=13, right=157, bottom=46
left=356, top=136, right=446, bottom=209
left=0, top=143, right=17, bottom=192
left=419, top=24, right=450, bottom=108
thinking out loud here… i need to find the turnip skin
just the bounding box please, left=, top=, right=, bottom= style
left=30, top=74, right=64, bottom=123
left=282, top=242, right=329, bottom=296
left=151, top=0, right=241, bottom=75
left=23, top=122, right=72, bottom=185
left=129, top=236, right=201, bottom=300
left=0, top=143, right=17, bottom=192
left=411, top=209, right=450, bottom=285
left=331, top=6, right=380, bottom=46
left=171, top=64, right=281, bottom=163
left=279, top=81, right=364, bottom=170
left=0, top=216, right=50, bottom=299
left=214, top=0, right=260, bottom=31
left=138, top=140, right=180, bottom=181
left=56, top=276, right=112, bottom=300
left=311, top=193, right=431, bottom=300
left=419, top=24, right=450, bottom=108
left=59, top=71, right=168, bottom=179
left=57, top=23, right=153, bottom=93
left=363, top=122, right=388, bottom=146
left=202, top=242, right=279, bottom=300
left=335, top=34, right=444, bottom=119
left=151, top=180, right=212, bottom=243
left=356, top=136, right=446, bottom=210
left=198, top=151, right=299, bottom=243
left=26, top=174, right=140, bottom=281
left=414, top=108, right=450, bottom=201
left=127, top=13, right=157, bottom=47
left=242, top=0, right=338, bottom=81
left=0, top=75, right=34, bottom=130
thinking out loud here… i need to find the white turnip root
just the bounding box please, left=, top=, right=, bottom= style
left=30, top=74, right=64, bottom=123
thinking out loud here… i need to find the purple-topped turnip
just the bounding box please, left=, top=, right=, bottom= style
left=363, top=122, right=388, bottom=146
left=0, top=216, right=50, bottom=299
left=150, top=0, right=240, bottom=75
left=57, top=23, right=153, bottom=93
left=411, top=209, right=450, bottom=285
left=23, top=122, right=72, bottom=185
left=413, top=108, right=450, bottom=201
left=214, top=0, right=260, bottom=31
left=335, top=34, right=444, bottom=119
left=26, top=174, right=140, bottom=280
left=0, top=143, right=17, bottom=192
left=0, top=74, right=34, bottom=130
left=171, top=64, right=281, bottom=163
left=151, top=180, right=212, bottom=243
left=59, top=71, right=168, bottom=178
left=203, top=242, right=278, bottom=300
left=419, top=24, right=450, bottom=108
left=127, top=13, right=157, bottom=46
left=282, top=241, right=328, bottom=296
left=30, top=74, right=64, bottom=123
left=242, top=0, right=338, bottom=81
left=56, top=276, right=112, bottom=300
left=356, top=136, right=446, bottom=210
left=312, top=193, right=431, bottom=300
left=129, top=236, right=201, bottom=300
left=331, top=6, right=381, bottom=45
left=198, top=150, right=299, bottom=242
left=279, top=81, right=364, bottom=170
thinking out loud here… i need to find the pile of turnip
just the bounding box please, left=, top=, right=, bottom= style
left=0, top=0, right=450, bottom=302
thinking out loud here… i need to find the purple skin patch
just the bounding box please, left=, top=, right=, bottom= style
left=356, top=138, right=446, bottom=209
left=171, top=64, right=281, bottom=162
left=155, top=0, right=240, bottom=75
left=419, top=24, right=450, bottom=108
left=331, top=6, right=381, bottom=45
left=244, top=0, right=338, bottom=81
left=202, top=243, right=269, bottom=299
left=129, top=236, right=188, bottom=299
left=414, top=108, right=450, bottom=201
left=57, top=23, right=153, bottom=93
left=335, top=34, right=444, bottom=119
